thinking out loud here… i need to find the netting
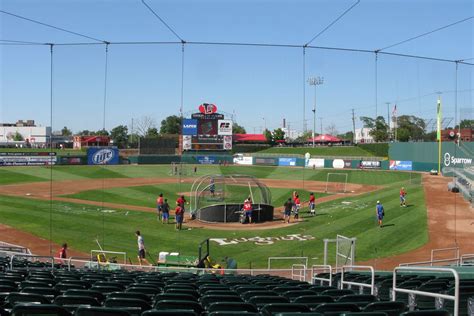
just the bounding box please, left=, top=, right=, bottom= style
left=325, top=173, right=348, bottom=193
left=336, top=235, right=356, bottom=269
left=170, top=162, right=189, bottom=176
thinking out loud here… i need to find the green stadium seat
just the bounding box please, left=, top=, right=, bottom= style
left=340, top=313, right=388, bottom=316
left=259, top=303, right=311, bottom=315
left=203, top=290, right=238, bottom=296
left=362, top=301, right=406, bottom=316
left=248, top=295, right=289, bottom=308
left=74, top=306, right=132, bottom=316
left=241, top=290, right=278, bottom=300
left=155, top=293, right=197, bottom=302
left=208, top=312, right=260, bottom=316
left=337, top=294, right=378, bottom=304
left=64, top=289, right=105, bottom=303
left=154, top=300, right=203, bottom=315
left=200, top=294, right=243, bottom=308
left=20, top=280, right=53, bottom=289
left=142, top=310, right=197, bottom=316
left=312, top=302, right=360, bottom=314
left=321, top=289, right=355, bottom=298
left=282, top=290, right=318, bottom=300
left=0, top=285, right=17, bottom=292
left=4, top=292, right=50, bottom=307
left=90, top=285, right=123, bottom=294
left=107, top=292, right=151, bottom=304
left=400, top=310, right=450, bottom=316
left=272, top=313, right=323, bottom=316
left=292, top=294, right=334, bottom=307
left=21, top=286, right=59, bottom=300
left=232, top=286, right=265, bottom=294
left=126, top=286, right=162, bottom=296
left=10, top=303, right=70, bottom=316
left=207, top=301, right=258, bottom=313
left=164, top=288, right=199, bottom=298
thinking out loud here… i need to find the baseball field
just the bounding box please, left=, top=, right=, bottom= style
left=0, top=163, right=437, bottom=269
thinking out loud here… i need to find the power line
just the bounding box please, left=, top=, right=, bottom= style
left=141, top=0, right=185, bottom=43
left=0, top=39, right=46, bottom=45
left=377, top=16, right=473, bottom=52
left=305, top=0, right=360, bottom=46
left=0, top=9, right=107, bottom=43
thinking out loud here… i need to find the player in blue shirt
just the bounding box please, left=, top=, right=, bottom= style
left=376, top=201, right=384, bottom=228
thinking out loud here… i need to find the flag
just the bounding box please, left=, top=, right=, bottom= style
left=436, top=98, right=442, bottom=141
left=392, top=104, right=397, bottom=116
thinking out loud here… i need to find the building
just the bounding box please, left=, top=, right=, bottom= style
left=281, top=127, right=303, bottom=141
left=0, top=120, right=51, bottom=144
left=441, top=128, right=474, bottom=142
left=354, top=128, right=374, bottom=144
left=73, top=136, right=111, bottom=149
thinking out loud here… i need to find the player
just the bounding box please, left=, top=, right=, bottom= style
left=283, top=197, right=293, bottom=224
left=175, top=203, right=184, bottom=230
left=309, top=192, right=316, bottom=216
left=243, top=197, right=253, bottom=224
left=376, top=201, right=384, bottom=228
left=156, top=193, right=164, bottom=221
left=177, top=195, right=187, bottom=211
left=135, top=231, right=150, bottom=266
left=58, top=243, right=68, bottom=264
left=400, top=187, right=407, bottom=207
left=161, top=199, right=170, bottom=224
left=209, top=178, right=215, bottom=197
left=293, top=194, right=301, bottom=220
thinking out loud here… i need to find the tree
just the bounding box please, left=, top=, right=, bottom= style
left=159, top=115, right=181, bottom=135
left=233, top=122, right=246, bottom=134
left=369, top=116, right=389, bottom=142
left=294, top=131, right=313, bottom=143
left=360, top=116, right=375, bottom=129
left=96, top=129, right=109, bottom=136
left=263, top=129, right=273, bottom=145
left=61, top=126, right=72, bottom=136
left=455, top=119, right=474, bottom=129
left=273, top=128, right=285, bottom=141
left=135, top=116, right=157, bottom=136
left=325, top=123, right=339, bottom=136
left=396, top=115, right=426, bottom=142
left=146, top=127, right=159, bottom=137
left=78, top=130, right=92, bottom=136
left=13, top=131, right=24, bottom=141
left=110, top=125, right=129, bottom=148
left=338, top=131, right=354, bottom=141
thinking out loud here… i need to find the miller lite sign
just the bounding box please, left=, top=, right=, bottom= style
left=199, top=103, right=218, bottom=114
left=218, top=119, right=233, bottom=135
left=87, top=147, right=119, bottom=165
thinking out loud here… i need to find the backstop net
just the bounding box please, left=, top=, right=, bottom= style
left=170, top=162, right=189, bottom=176
left=335, top=234, right=356, bottom=270
left=325, top=173, right=348, bottom=193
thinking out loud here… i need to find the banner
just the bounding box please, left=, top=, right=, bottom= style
left=233, top=155, right=253, bottom=165
left=332, top=159, right=345, bottom=169
left=218, top=120, right=233, bottom=135
left=196, top=156, right=217, bottom=164
left=0, top=152, right=57, bottom=166
left=278, top=157, right=297, bottom=166
left=360, top=160, right=381, bottom=169
left=182, top=119, right=198, bottom=135
left=87, top=147, right=119, bottom=165
left=255, top=158, right=278, bottom=166
left=223, top=135, right=232, bottom=150
left=389, top=160, right=413, bottom=171
left=306, top=158, right=324, bottom=168
left=182, top=135, right=192, bottom=150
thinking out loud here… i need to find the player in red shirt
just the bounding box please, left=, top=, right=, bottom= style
left=309, top=192, right=316, bottom=216
left=58, top=243, right=68, bottom=264
left=243, top=197, right=253, bottom=224
left=400, top=187, right=407, bottom=207
left=293, top=194, right=301, bottom=220
left=175, top=204, right=184, bottom=230
left=156, top=193, right=164, bottom=221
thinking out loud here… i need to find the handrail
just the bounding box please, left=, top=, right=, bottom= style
left=10, top=254, right=55, bottom=270
left=430, top=247, right=460, bottom=267
left=291, top=264, right=306, bottom=282
left=341, top=265, right=375, bottom=295
left=399, top=257, right=461, bottom=267
left=393, top=266, right=459, bottom=316
left=267, top=256, right=308, bottom=270
left=310, top=264, right=332, bottom=286
left=460, top=253, right=474, bottom=265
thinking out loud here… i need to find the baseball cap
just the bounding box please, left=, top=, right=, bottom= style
left=377, top=200, right=380, bottom=204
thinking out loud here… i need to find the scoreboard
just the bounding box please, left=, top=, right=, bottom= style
left=181, top=104, right=232, bottom=152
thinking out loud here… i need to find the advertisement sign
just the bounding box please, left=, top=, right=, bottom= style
left=0, top=152, right=57, bottom=166
left=279, top=157, right=297, bottom=166
left=196, top=156, right=217, bottom=164
left=255, top=158, right=278, bottom=166
left=199, top=103, right=218, bottom=114
left=87, top=147, right=119, bottom=165
left=233, top=154, right=253, bottom=165
left=443, top=152, right=473, bottom=167
left=182, top=119, right=198, bottom=135
left=332, top=159, right=345, bottom=169
left=182, top=135, right=192, bottom=150
left=389, top=160, right=413, bottom=171
left=223, top=135, right=232, bottom=150
left=306, top=158, right=324, bottom=168
left=218, top=120, right=233, bottom=135
left=360, top=160, right=381, bottom=169
left=344, top=160, right=352, bottom=168
left=198, top=119, right=218, bottom=135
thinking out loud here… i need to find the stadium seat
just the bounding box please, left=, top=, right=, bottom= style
left=104, top=297, right=152, bottom=313
left=156, top=293, right=197, bottom=302
left=203, top=290, right=238, bottom=296
left=337, top=294, right=378, bottom=307
left=107, top=291, right=151, bottom=304
left=208, top=312, right=260, bottom=316
left=200, top=294, right=243, bottom=308
left=321, top=289, right=355, bottom=298
left=259, top=303, right=311, bottom=315
left=164, top=288, right=199, bottom=298
left=340, top=313, right=388, bottom=316
left=4, top=292, right=51, bottom=307
left=282, top=290, right=317, bottom=300
left=207, top=301, right=259, bottom=313
left=154, top=299, right=203, bottom=315
left=142, top=310, right=197, bottom=316
left=126, top=286, right=162, bottom=296
left=74, top=306, right=132, bottom=316
left=20, top=280, right=53, bottom=289
left=400, top=310, right=450, bottom=316
left=241, top=290, right=278, bottom=300
left=64, top=289, right=105, bottom=303
left=248, top=295, right=289, bottom=308
left=21, top=286, right=59, bottom=300
left=90, top=285, right=123, bottom=294
left=10, top=303, right=71, bottom=316
left=363, top=301, right=407, bottom=316
left=312, top=302, right=360, bottom=314
left=292, top=294, right=334, bottom=307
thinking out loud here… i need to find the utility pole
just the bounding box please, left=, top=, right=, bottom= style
left=352, top=109, right=356, bottom=144
left=307, top=76, right=324, bottom=148
left=319, top=117, right=323, bottom=135
left=386, top=102, right=391, bottom=139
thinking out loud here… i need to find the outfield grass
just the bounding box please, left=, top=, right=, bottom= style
left=258, top=146, right=375, bottom=157
left=0, top=182, right=427, bottom=268
left=0, top=165, right=420, bottom=186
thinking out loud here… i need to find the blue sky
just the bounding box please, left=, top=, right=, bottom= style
left=1, top=0, right=472, bottom=134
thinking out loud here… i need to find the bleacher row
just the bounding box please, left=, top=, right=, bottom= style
left=1, top=257, right=474, bottom=316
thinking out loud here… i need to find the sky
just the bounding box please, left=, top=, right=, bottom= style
left=0, top=0, right=473, bottom=135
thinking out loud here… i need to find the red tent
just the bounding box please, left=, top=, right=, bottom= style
left=307, top=134, right=343, bottom=143
left=233, top=134, right=267, bottom=143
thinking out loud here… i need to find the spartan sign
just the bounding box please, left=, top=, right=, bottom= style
left=199, top=103, right=218, bottom=114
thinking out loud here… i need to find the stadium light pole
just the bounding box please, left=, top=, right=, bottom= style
left=307, top=76, right=324, bottom=148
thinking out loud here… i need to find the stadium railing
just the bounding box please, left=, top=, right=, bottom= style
left=431, top=247, right=460, bottom=267
left=340, top=265, right=375, bottom=295
left=310, top=264, right=333, bottom=286
left=393, top=266, right=460, bottom=316
left=291, top=264, right=307, bottom=282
